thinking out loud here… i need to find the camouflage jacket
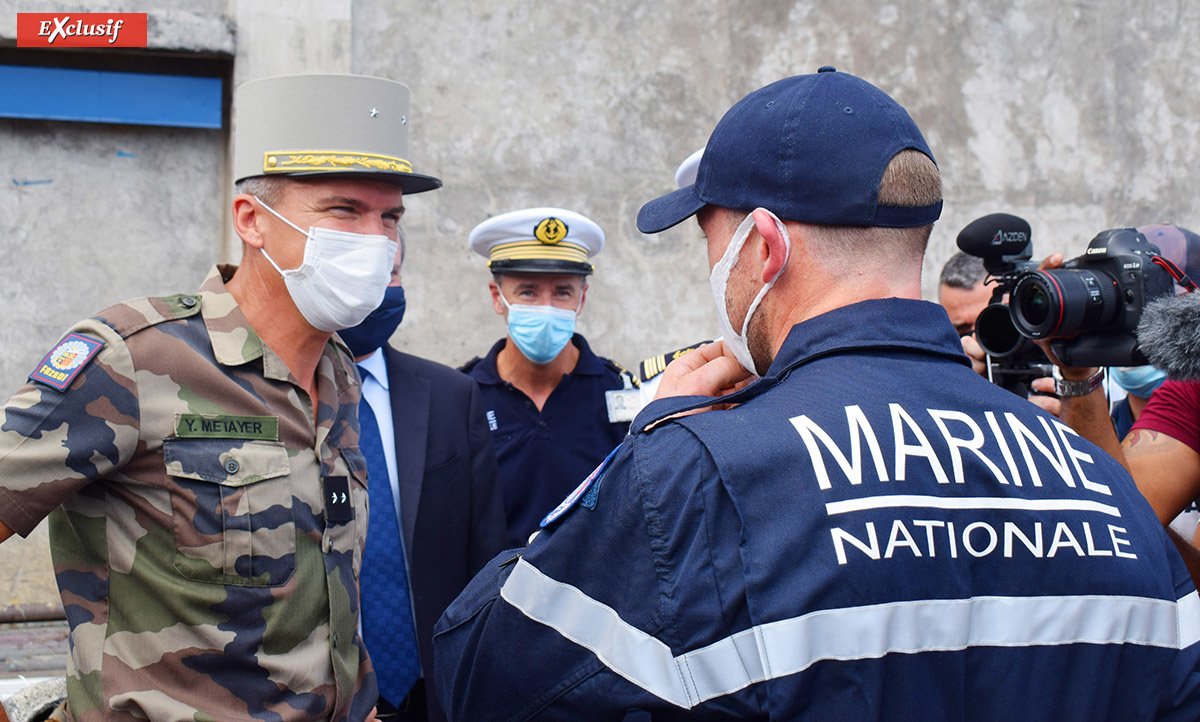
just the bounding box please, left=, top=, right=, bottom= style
left=0, top=265, right=376, bottom=721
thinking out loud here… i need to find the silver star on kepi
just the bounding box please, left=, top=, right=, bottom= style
left=369, top=107, right=379, bottom=118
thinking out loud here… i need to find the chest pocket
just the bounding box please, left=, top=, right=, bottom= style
left=164, top=438, right=294, bottom=587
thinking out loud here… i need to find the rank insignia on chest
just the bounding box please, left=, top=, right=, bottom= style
left=324, top=476, right=353, bottom=524
left=30, top=332, right=104, bottom=390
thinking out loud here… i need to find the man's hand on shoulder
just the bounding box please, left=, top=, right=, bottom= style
left=654, top=341, right=753, bottom=402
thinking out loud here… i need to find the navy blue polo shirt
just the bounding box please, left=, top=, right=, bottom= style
left=461, top=333, right=630, bottom=547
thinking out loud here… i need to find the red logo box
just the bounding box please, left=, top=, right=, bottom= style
left=17, top=13, right=147, bottom=48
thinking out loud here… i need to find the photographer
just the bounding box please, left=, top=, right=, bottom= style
left=1027, top=224, right=1200, bottom=583
left=939, top=251, right=991, bottom=339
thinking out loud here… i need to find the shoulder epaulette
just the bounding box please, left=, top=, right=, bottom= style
left=94, top=294, right=204, bottom=339
left=638, top=340, right=713, bottom=383
left=603, top=358, right=640, bottom=389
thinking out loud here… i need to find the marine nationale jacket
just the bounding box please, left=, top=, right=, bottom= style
left=0, top=265, right=376, bottom=721
left=434, top=298, right=1200, bottom=721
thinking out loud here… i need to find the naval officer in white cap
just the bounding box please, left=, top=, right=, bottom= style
left=459, top=207, right=637, bottom=548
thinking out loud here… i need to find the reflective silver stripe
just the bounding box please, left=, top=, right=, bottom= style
left=500, top=557, right=694, bottom=707
left=1179, top=590, right=1200, bottom=648
left=825, top=494, right=1122, bottom=518
left=500, top=557, right=1199, bottom=710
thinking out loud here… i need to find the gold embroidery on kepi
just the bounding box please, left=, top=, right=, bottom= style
left=534, top=217, right=569, bottom=245
left=262, top=150, right=414, bottom=175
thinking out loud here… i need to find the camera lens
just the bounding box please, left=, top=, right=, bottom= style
left=1011, top=269, right=1120, bottom=338
left=1018, top=286, right=1051, bottom=327
left=975, top=303, right=1027, bottom=357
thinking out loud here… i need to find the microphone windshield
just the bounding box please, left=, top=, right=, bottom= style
left=956, top=213, right=1032, bottom=260
left=1138, top=292, right=1200, bottom=381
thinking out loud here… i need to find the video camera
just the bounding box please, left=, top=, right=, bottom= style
left=955, top=214, right=1051, bottom=394
left=959, top=214, right=1183, bottom=371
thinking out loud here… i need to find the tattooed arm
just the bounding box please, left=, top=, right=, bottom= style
left=1047, top=365, right=1200, bottom=584
left=1123, top=427, right=1200, bottom=584
left=1125, top=429, right=1200, bottom=524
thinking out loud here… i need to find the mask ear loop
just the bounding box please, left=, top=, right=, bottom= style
left=253, top=196, right=311, bottom=277
left=736, top=209, right=793, bottom=340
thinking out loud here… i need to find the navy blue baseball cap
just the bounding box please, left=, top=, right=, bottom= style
left=637, top=67, right=942, bottom=233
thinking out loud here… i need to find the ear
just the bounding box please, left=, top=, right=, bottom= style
left=751, top=209, right=791, bottom=283
left=232, top=194, right=266, bottom=249
left=488, top=281, right=506, bottom=316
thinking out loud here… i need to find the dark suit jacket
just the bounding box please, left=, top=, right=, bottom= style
left=381, top=348, right=508, bottom=722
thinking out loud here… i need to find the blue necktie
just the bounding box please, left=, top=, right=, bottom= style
left=356, top=373, right=421, bottom=704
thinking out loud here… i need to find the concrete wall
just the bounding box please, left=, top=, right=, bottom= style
left=2, top=0, right=1200, bottom=605
left=358, top=0, right=1200, bottom=368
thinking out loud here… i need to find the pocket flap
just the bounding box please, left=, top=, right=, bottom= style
left=163, top=438, right=290, bottom=486
left=341, top=445, right=369, bottom=485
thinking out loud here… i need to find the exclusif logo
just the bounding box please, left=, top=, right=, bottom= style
left=17, top=13, right=148, bottom=48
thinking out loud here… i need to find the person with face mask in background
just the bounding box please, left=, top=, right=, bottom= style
left=459, top=208, right=637, bottom=548
left=434, top=68, right=1200, bottom=720
left=339, top=237, right=506, bottom=722
left=0, top=74, right=441, bottom=722
left=1109, top=364, right=1169, bottom=439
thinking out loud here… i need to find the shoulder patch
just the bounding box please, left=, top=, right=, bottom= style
left=540, top=444, right=621, bottom=528
left=30, top=332, right=104, bottom=390
left=638, top=340, right=712, bottom=383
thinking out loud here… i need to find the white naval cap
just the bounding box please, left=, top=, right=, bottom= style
left=674, top=148, right=705, bottom=189
left=469, top=207, right=605, bottom=275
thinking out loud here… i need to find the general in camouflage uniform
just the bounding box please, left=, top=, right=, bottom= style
left=0, top=74, right=441, bottom=721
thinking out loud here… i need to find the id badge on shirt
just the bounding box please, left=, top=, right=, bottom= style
left=605, top=388, right=640, bottom=423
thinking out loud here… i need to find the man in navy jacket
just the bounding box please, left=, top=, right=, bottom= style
left=433, top=68, right=1200, bottom=720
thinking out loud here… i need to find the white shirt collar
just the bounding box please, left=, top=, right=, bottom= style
left=356, top=347, right=390, bottom=390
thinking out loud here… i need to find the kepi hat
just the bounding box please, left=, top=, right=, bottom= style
left=233, top=73, right=441, bottom=194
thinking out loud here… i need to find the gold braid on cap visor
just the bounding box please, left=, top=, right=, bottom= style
left=263, top=151, right=414, bottom=174
left=487, top=240, right=589, bottom=266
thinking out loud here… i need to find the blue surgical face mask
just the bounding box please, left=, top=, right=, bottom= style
left=1109, top=365, right=1168, bottom=399
left=337, top=285, right=407, bottom=357
left=499, top=291, right=578, bottom=364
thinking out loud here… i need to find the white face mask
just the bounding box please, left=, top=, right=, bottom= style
left=709, top=208, right=791, bottom=375
left=254, top=197, right=399, bottom=332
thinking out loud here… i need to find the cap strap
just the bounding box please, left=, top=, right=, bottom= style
left=871, top=200, right=943, bottom=228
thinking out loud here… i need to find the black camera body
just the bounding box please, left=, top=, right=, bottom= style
left=1008, top=228, right=1176, bottom=366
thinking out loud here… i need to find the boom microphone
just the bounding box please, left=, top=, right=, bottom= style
left=1137, top=291, right=1200, bottom=381
left=956, top=213, right=1033, bottom=275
